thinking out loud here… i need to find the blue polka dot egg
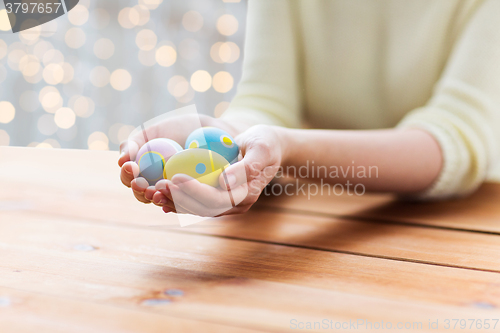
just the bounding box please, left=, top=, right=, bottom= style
left=185, top=127, right=239, bottom=164
left=135, top=138, right=183, bottom=186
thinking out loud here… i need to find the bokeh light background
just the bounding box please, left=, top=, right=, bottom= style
left=0, top=0, right=246, bottom=150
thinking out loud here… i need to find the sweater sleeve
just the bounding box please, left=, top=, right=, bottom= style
left=220, top=0, right=302, bottom=128
left=397, top=0, right=500, bottom=200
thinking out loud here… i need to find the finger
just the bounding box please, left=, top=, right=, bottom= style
left=133, top=190, right=151, bottom=204
left=120, top=162, right=140, bottom=187
left=152, top=191, right=175, bottom=208
left=152, top=191, right=167, bottom=206
left=172, top=174, right=231, bottom=208
left=118, top=151, right=129, bottom=167
left=173, top=173, right=249, bottom=209
left=155, top=179, right=173, bottom=201
left=119, top=140, right=139, bottom=166
left=131, top=177, right=149, bottom=192
left=218, top=162, right=247, bottom=190
left=169, top=183, right=232, bottom=217
left=164, top=199, right=176, bottom=210
left=131, top=177, right=151, bottom=203
left=144, top=186, right=157, bottom=201
left=163, top=206, right=176, bottom=214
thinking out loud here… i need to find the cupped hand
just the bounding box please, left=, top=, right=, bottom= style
left=118, top=114, right=241, bottom=211
left=152, top=124, right=288, bottom=216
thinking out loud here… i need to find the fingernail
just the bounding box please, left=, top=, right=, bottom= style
left=165, top=180, right=178, bottom=191
left=154, top=196, right=166, bottom=205
left=155, top=180, right=167, bottom=191
left=135, top=177, right=149, bottom=189
left=227, top=174, right=236, bottom=187
left=119, top=151, right=126, bottom=159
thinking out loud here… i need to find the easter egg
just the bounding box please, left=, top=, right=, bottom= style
left=164, top=148, right=230, bottom=187
left=135, top=138, right=183, bottom=185
left=185, top=127, right=239, bottom=164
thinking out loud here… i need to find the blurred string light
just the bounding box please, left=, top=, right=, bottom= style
left=69, top=95, right=95, bottom=118
left=110, top=69, right=132, bottom=91
left=216, top=14, right=238, bottom=36
left=108, top=123, right=135, bottom=145
left=182, top=11, right=204, bottom=32
left=39, top=86, right=63, bottom=113
left=28, top=138, right=62, bottom=148
left=0, top=129, right=10, bottom=146
left=214, top=101, right=230, bottom=118
left=94, top=38, right=115, bottom=59
left=43, top=138, right=61, bottom=148
left=0, top=102, right=15, bottom=123
left=168, top=75, right=189, bottom=98
left=0, top=0, right=246, bottom=149
left=213, top=71, right=233, bottom=93
left=118, top=5, right=150, bottom=29
left=54, top=107, right=76, bottom=129
left=138, top=0, right=164, bottom=11
left=19, top=25, right=41, bottom=44
left=155, top=44, right=177, bottom=67
left=68, top=5, right=90, bottom=26
left=190, top=70, right=212, bottom=92
left=0, top=9, right=12, bottom=31
left=136, top=29, right=157, bottom=51
left=65, top=27, right=86, bottom=49
left=88, top=131, right=109, bottom=150
left=210, top=41, right=239, bottom=63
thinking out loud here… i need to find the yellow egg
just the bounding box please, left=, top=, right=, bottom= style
left=164, top=148, right=230, bottom=187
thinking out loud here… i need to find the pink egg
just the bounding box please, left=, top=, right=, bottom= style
left=135, top=138, right=183, bottom=185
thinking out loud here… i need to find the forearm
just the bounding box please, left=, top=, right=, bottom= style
left=278, top=127, right=443, bottom=194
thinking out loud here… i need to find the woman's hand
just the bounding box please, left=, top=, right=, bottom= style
left=153, top=124, right=289, bottom=216
left=118, top=114, right=243, bottom=207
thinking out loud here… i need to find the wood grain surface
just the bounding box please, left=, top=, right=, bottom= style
left=0, top=147, right=499, bottom=332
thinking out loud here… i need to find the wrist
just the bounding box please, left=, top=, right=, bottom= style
left=272, top=125, right=293, bottom=168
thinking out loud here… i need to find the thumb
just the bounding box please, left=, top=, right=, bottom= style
left=118, top=140, right=139, bottom=167
left=218, top=138, right=271, bottom=190
left=219, top=161, right=247, bottom=190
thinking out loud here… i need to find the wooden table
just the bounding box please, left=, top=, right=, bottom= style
left=0, top=146, right=499, bottom=333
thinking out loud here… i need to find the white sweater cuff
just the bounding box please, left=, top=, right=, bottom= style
left=396, top=116, right=472, bottom=200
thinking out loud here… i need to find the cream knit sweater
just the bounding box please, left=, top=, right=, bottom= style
left=222, top=0, right=500, bottom=199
